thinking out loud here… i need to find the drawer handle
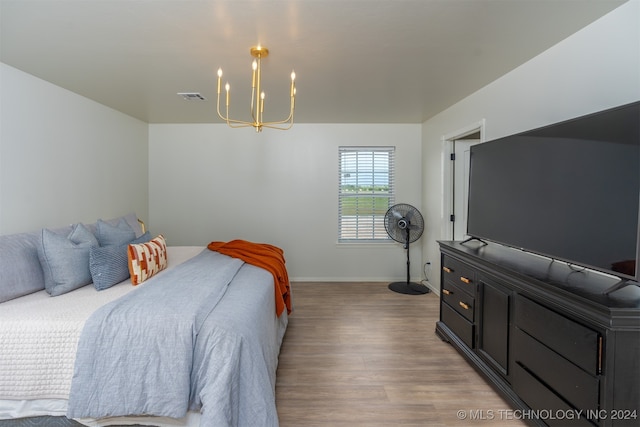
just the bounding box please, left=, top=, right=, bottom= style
left=459, top=301, right=470, bottom=310
left=442, top=289, right=452, bottom=295
left=460, top=276, right=471, bottom=284
left=443, top=267, right=453, bottom=273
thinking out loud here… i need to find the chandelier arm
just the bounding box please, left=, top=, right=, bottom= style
left=263, top=110, right=294, bottom=128
left=216, top=90, right=256, bottom=127
left=216, top=106, right=244, bottom=125
left=260, top=117, right=293, bottom=127
left=262, top=111, right=295, bottom=130
left=224, top=121, right=255, bottom=128
left=220, top=116, right=256, bottom=126
left=260, top=94, right=264, bottom=126
left=216, top=90, right=226, bottom=122
left=261, top=122, right=295, bottom=131
left=259, top=102, right=295, bottom=126
left=250, top=88, right=256, bottom=123
left=216, top=100, right=254, bottom=127
left=218, top=95, right=294, bottom=129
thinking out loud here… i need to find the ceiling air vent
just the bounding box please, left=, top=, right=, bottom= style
left=177, top=92, right=206, bottom=101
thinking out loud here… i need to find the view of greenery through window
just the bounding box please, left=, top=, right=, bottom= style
left=339, top=148, right=394, bottom=241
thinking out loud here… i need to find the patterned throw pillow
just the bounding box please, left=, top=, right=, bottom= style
left=127, top=235, right=168, bottom=285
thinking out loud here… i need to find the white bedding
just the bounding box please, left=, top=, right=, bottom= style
left=0, top=246, right=205, bottom=423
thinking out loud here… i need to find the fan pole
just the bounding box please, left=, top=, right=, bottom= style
left=405, top=229, right=411, bottom=282
left=388, top=228, right=430, bottom=295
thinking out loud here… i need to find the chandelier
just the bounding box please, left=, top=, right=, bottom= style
left=216, top=46, right=296, bottom=132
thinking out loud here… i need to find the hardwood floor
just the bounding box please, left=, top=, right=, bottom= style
left=275, top=282, right=528, bottom=427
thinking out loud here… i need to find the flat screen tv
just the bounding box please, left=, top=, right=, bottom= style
left=466, top=100, right=640, bottom=285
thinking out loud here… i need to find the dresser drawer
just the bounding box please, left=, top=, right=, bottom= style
left=441, top=301, right=474, bottom=348
left=442, top=281, right=474, bottom=322
left=515, top=295, right=600, bottom=375
left=512, top=363, right=595, bottom=427
left=514, top=327, right=599, bottom=413
left=442, top=255, right=476, bottom=296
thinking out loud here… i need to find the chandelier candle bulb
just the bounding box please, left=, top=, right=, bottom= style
left=217, top=69, right=222, bottom=93
left=252, top=61, right=257, bottom=88
left=225, top=83, right=230, bottom=106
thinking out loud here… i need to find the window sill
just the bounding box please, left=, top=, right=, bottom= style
left=336, top=241, right=398, bottom=248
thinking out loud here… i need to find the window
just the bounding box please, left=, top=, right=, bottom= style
left=338, top=147, right=395, bottom=242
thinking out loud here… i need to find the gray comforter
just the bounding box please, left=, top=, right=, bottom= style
left=67, top=249, right=287, bottom=426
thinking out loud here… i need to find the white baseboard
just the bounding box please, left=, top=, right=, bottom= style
left=290, top=278, right=438, bottom=295
left=290, top=277, right=404, bottom=282
left=421, top=280, right=439, bottom=295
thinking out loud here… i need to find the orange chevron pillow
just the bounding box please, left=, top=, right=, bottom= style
left=127, top=235, right=168, bottom=285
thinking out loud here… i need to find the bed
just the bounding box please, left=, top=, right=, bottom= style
left=0, top=214, right=290, bottom=427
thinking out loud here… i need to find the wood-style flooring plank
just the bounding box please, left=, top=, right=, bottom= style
left=275, top=282, right=527, bottom=426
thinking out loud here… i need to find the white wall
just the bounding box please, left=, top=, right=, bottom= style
left=0, top=63, right=149, bottom=234
left=149, top=123, right=422, bottom=281
left=4, top=0, right=637, bottom=284
left=421, top=0, right=640, bottom=291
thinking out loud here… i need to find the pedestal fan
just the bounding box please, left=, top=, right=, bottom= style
left=384, top=203, right=429, bottom=295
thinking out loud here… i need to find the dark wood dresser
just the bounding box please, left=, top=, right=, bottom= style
left=436, top=240, right=640, bottom=427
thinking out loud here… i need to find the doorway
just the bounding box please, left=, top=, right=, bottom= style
left=442, top=121, right=485, bottom=241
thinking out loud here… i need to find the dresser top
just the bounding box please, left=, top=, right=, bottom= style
left=439, top=240, right=640, bottom=311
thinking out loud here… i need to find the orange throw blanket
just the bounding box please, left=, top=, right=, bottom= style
left=207, top=240, right=291, bottom=317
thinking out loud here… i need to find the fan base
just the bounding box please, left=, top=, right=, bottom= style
left=388, top=281, right=430, bottom=295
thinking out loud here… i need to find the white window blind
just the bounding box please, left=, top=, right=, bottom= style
left=338, top=146, right=395, bottom=242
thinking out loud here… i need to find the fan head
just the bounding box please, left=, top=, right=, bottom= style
left=384, top=203, right=424, bottom=244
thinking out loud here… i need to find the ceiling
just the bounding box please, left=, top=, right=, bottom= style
left=0, top=0, right=628, bottom=124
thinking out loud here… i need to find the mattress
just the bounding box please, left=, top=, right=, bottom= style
left=0, top=247, right=206, bottom=424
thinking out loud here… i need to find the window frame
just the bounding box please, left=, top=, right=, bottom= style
left=338, top=146, right=395, bottom=243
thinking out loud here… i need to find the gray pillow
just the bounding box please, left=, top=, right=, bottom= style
left=120, top=212, right=144, bottom=238
left=89, top=231, right=151, bottom=291
left=96, top=218, right=136, bottom=247
left=0, top=231, right=45, bottom=303
left=38, top=223, right=99, bottom=296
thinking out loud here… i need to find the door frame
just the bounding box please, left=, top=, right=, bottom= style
left=441, top=119, right=486, bottom=241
